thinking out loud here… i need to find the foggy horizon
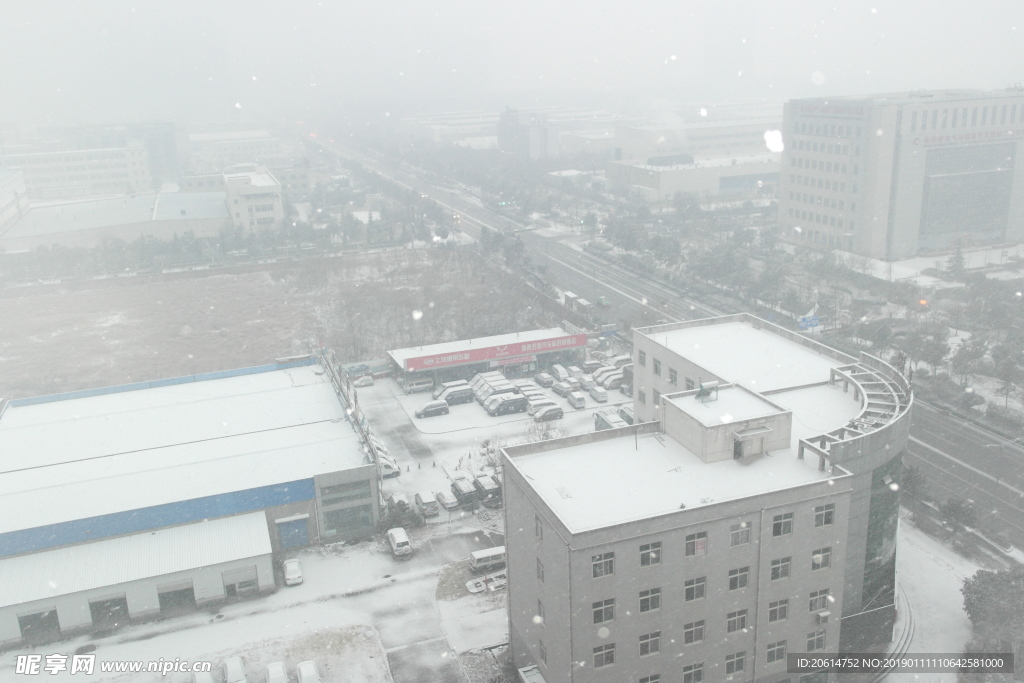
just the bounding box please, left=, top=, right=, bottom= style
left=3, top=0, right=1024, bottom=128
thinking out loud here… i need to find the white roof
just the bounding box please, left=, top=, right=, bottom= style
left=0, top=513, right=271, bottom=608
left=0, top=365, right=363, bottom=533
left=225, top=171, right=279, bottom=187
left=669, top=385, right=784, bottom=426
left=513, top=382, right=859, bottom=532
left=625, top=152, right=780, bottom=171
left=389, top=328, right=570, bottom=366
left=642, top=321, right=849, bottom=393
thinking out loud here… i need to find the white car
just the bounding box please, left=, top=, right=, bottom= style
left=353, top=374, right=374, bottom=387
left=283, top=559, right=303, bottom=586
left=265, top=663, right=287, bottom=683
left=223, top=657, right=247, bottom=683
left=296, top=660, right=322, bottom=683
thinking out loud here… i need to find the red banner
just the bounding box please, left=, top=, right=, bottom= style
left=406, top=334, right=586, bottom=370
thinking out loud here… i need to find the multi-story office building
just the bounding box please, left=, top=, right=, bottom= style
left=224, top=167, right=284, bottom=230
left=0, top=144, right=154, bottom=200
left=0, top=168, right=28, bottom=233
left=777, top=88, right=1024, bottom=259
left=505, top=314, right=912, bottom=682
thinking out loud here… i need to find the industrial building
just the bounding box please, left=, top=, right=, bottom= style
left=0, top=168, right=29, bottom=233
left=225, top=166, right=285, bottom=230
left=608, top=153, right=780, bottom=203
left=0, top=358, right=376, bottom=647
left=0, top=143, right=154, bottom=200
left=504, top=314, right=911, bottom=682
left=777, top=88, right=1024, bottom=259
left=387, top=328, right=588, bottom=387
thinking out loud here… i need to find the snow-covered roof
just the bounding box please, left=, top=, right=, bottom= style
left=388, top=328, right=573, bottom=367
left=225, top=170, right=279, bottom=187
left=624, top=152, right=780, bottom=171
left=640, top=320, right=851, bottom=393
left=0, top=365, right=363, bottom=533
left=669, top=385, right=785, bottom=426
left=0, top=513, right=271, bottom=608
left=511, top=381, right=859, bottom=533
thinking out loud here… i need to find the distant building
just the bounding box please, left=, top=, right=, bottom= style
left=0, top=143, right=154, bottom=200
left=608, top=153, right=780, bottom=203
left=186, top=130, right=292, bottom=172
left=778, top=88, right=1024, bottom=259
left=505, top=314, right=912, bottom=682
left=0, top=168, right=28, bottom=234
left=224, top=167, right=284, bottom=230
left=498, top=107, right=641, bottom=160
left=614, top=120, right=781, bottom=162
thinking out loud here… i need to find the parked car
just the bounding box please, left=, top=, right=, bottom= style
left=550, top=364, right=570, bottom=382
left=352, top=374, right=374, bottom=387
left=567, top=365, right=584, bottom=380
left=415, top=400, right=450, bottom=418
left=565, top=377, right=581, bottom=392
left=265, top=663, right=287, bottom=683
left=567, top=391, right=587, bottom=410
left=296, top=661, right=322, bottom=683
left=403, top=377, right=435, bottom=394
left=469, top=546, right=507, bottom=573
left=583, top=360, right=605, bottom=374
left=474, top=474, right=502, bottom=508
left=534, top=406, right=564, bottom=422
left=192, top=673, right=215, bottom=683
left=433, top=379, right=469, bottom=399
left=439, top=386, right=475, bottom=405
left=579, top=374, right=596, bottom=391
left=620, top=383, right=632, bottom=396
left=451, top=477, right=479, bottom=507
left=283, top=559, right=303, bottom=586
left=437, top=490, right=460, bottom=511
left=533, top=372, right=554, bottom=387
left=415, top=491, right=439, bottom=517
left=487, top=394, right=528, bottom=416
left=551, top=381, right=573, bottom=397
left=387, top=528, right=413, bottom=557
left=528, top=398, right=558, bottom=416
left=223, top=657, right=247, bottom=683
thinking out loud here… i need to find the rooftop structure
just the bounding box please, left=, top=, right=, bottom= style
left=388, top=328, right=587, bottom=375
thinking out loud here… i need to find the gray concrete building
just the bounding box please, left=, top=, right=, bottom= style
left=778, top=89, right=1024, bottom=259
left=503, top=313, right=912, bottom=683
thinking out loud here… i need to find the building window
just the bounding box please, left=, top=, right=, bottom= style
left=323, top=504, right=371, bottom=535
left=639, top=676, right=661, bottom=683
left=539, top=639, right=547, bottom=664
left=809, top=588, right=830, bottom=611
left=593, top=598, right=615, bottom=624
left=594, top=643, right=615, bottom=669
left=728, top=567, right=749, bottom=590
left=653, top=359, right=661, bottom=376
left=726, top=609, right=748, bottom=632
left=725, top=651, right=746, bottom=674
left=767, top=640, right=787, bottom=664
left=638, top=350, right=647, bottom=367
left=685, top=531, right=707, bottom=556
left=730, top=522, right=751, bottom=547
left=684, top=576, right=706, bottom=601
left=814, top=504, right=835, bottom=527
left=640, top=631, right=661, bottom=656
left=638, top=390, right=646, bottom=405
left=811, top=547, right=832, bottom=570
left=640, top=588, right=662, bottom=612
left=538, top=599, right=545, bottom=623
left=653, top=389, right=661, bottom=406
left=593, top=552, right=615, bottom=578
left=771, top=557, right=792, bottom=580
left=682, top=662, right=704, bottom=683
left=683, top=620, right=705, bottom=644
left=537, top=558, right=544, bottom=582
left=640, top=542, right=662, bottom=566
left=669, top=369, right=678, bottom=385
left=807, top=629, right=827, bottom=652
left=685, top=378, right=695, bottom=390
left=320, top=480, right=372, bottom=506
left=769, top=599, right=789, bottom=622
left=535, top=515, right=544, bottom=539
left=772, top=513, right=793, bottom=536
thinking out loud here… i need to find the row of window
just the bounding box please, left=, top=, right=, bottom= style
left=790, top=173, right=852, bottom=192
left=793, top=140, right=855, bottom=156
left=788, top=208, right=850, bottom=231
left=563, top=630, right=827, bottom=672
left=795, top=122, right=862, bottom=138
left=910, top=103, right=1019, bottom=132
left=636, top=350, right=695, bottom=391
left=789, top=192, right=852, bottom=212
left=790, top=156, right=860, bottom=176
left=796, top=228, right=855, bottom=250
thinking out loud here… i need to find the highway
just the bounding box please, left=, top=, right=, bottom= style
left=329, top=142, right=1024, bottom=549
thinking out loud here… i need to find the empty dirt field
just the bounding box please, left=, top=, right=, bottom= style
left=0, top=250, right=559, bottom=400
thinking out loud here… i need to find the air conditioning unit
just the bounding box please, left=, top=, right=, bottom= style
left=816, top=611, right=831, bottom=625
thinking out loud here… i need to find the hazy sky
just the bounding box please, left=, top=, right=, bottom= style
left=2, top=0, right=1024, bottom=126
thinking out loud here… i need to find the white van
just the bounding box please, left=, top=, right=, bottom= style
left=567, top=391, right=586, bottom=410
left=387, top=528, right=412, bottom=557
left=528, top=398, right=557, bottom=416
left=550, top=364, right=570, bottom=382
left=403, top=377, right=435, bottom=394
left=469, top=546, right=507, bottom=573
left=567, top=365, right=584, bottom=380
left=589, top=385, right=609, bottom=403
left=415, top=491, right=439, bottom=517
left=609, top=355, right=633, bottom=369
left=579, top=374, right=596, bottom=391
left=375, top=454, right=401, bottom=478
left=593, top=366, right=617, bottom=383
left=603, top=372, right=624, bottom=390
left=433, top=379, right=469, bottom=400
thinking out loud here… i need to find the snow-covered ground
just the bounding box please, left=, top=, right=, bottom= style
left=837, top=244, right=1024, bottom=287
left=887, top=512, right=982, bottom=683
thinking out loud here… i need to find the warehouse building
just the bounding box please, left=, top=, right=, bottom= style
left=504, top=314, right=911, bottom=682
left=387, top=327, right=588, bottom=388
left=0, top=358, right=376, bottom=646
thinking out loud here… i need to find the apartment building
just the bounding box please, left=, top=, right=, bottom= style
left=504, top=314, right=912, bottom=683
left=0, top=144, right=153, bottom=200
left=778, top=89, right=1024, bottom=259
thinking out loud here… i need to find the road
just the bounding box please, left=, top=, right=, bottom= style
left=329, top=142, right=1024, bottom=550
